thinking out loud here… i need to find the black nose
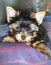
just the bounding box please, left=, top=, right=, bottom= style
left=21, top=35, right=26, bottom=40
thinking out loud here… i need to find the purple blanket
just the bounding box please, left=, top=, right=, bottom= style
left=0, top=43, right=50, bottom=65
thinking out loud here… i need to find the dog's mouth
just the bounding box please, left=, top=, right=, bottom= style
left=21, top=35, right=26, bottom=40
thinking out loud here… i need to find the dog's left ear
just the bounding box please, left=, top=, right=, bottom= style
left=6, top=6, right=19, bottom=23
left=30, top=11, right=45, bottom=25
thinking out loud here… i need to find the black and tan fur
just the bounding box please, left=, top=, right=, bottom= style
left=2, top=6, right=51, bottom=57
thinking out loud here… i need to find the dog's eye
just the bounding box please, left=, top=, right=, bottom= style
left=16, top=26, right=19, bottom=29
left=30, top=24, right=39, bottom=31
left=16, top=26, right=20, bottom=31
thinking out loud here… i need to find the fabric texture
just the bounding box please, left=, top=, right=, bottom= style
left=0, top=43, right=50, bottom=65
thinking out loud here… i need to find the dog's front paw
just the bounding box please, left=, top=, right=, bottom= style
left=2, top=36, right=16, bottom=42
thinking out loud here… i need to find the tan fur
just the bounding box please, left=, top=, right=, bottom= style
left=30, top=24, right=39, bottom=31
left=32, top=40, right=51, bottom=57
left=30, top=11, right=45, bottom=25
left=2, top=36, right=16, bottom=42
left=30, top=12, right=35, bottom=19
left=15, top=32, right=33, bottom=42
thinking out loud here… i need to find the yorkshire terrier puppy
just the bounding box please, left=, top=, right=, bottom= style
left=2, top=6, right=51, bottom=57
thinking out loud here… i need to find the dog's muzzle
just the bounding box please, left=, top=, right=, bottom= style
left=21, top=35, right=26, bottom=40
left=15, top=33, right=33, bottom=42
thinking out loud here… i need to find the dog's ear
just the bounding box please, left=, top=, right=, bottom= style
left=6, top=6, right=20, bottom=23
left=30, top=11, right=45, bottom=25
left=35, top=11, right=45, bottom=25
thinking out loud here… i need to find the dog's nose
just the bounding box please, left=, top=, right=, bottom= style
left=21, top=35, right=26, bottom=40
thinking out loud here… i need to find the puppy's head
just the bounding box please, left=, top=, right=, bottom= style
left=6, top=6, right=46, bottom=43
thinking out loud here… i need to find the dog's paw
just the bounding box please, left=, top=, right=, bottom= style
left=34, top=43, right=51, bottom=57
left=2, top=36, right=16, bottom=42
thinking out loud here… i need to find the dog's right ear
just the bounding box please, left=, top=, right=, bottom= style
left=6, top=6, right=20, bottom=23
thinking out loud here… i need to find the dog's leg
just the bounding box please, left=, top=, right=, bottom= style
left=32, top=40, right=51, bottom=57
left=25, top=42, right=31, bottom=46
left=2, top=36, right=16, bottom=42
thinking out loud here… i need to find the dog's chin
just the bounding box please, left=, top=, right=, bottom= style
left=15, top=33, right=33, bottom=43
